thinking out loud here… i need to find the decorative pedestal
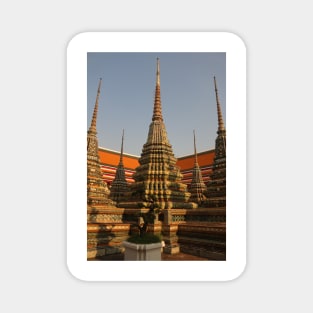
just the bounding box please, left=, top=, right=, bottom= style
left=161, top=224, right=180, bottom=255
left=123, top=241, right=162, bottom=261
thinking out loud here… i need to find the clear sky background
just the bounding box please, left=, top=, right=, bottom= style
left=87, top=52, right=226, bottom=157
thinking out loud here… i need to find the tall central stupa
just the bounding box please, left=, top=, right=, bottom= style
left=120, top=58, right=197, bottom=210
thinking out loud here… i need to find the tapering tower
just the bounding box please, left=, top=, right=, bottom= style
left=205, top=76, right=226, bottom=208
left=109, top=129, right=129, bottom=204
left=189, top=130, right=207, bottom=205
left=120, top=58, right=197, bottom=210
left=87, top=78, right=111, bottom=205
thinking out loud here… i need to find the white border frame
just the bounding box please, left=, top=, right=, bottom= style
left=67, top=32, right=246, bottom=281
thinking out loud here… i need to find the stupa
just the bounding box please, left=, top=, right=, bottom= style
left=189, top=130, right=207, bottom=205
left=205, top=76, right=226, bottom=208
left=109, top=129, right=129, bottom=204
left=120, top=58, right=197, bottom=210
left=87, top=78, right=111, bottom=205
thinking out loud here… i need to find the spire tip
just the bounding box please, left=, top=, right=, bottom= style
left=152, top=57, right=162, bottom=121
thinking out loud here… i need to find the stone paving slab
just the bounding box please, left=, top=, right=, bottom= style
left=161, top=253, right=209, bottom=261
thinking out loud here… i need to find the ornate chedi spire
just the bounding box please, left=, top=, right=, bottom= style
left=152, top=58, right=163, bottom=122
left=214, top=76, right=226, bottom=134
left=120, top=58, right=197, bottom=210
left=89, top=78, right=101, bottom=133
left=189, top=130, right=207, bottom=205
left=205, top=76, right=226, bottom=208
left=109, top=129, right=129, bottom=204
left=87, top=78, right=111, bottom=205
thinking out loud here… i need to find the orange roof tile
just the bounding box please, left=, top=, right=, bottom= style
left=177, top=150, right=215, bottom=171
left=98, top=147, right=215, bottom=171
left=98, top=148, right=139, bottom=170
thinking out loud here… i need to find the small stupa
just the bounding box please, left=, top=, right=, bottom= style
left=109, top=129, right=129, bottom=204
left=189, top=130, right=207, bottom=205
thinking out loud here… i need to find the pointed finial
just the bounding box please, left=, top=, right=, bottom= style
left=193, top=130, right=198, bottom=164
left=90, top=78, right=102, bottom=131
left=214, top=76, right=225, bottom=133
left=119, top=129, right=124, bottom=163
left=156, top=57, right=160, bottom=85
left=152, top=58, right=163, bottom=121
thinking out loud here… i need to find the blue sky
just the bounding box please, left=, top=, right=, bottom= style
left=87, top=52, right=226, bottom=157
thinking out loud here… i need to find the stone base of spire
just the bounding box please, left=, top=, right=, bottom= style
left=118, top=200, right=198, bottom=210
left=88, top=199, right=116, bottom=206
left=203, top=197, right=226, bottom=209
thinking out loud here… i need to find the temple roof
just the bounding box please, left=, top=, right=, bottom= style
left=98, top=146, right=215, bottom=171
left=177, top=150, right=215, bottom=171
left=98, top=147, right=139, bottom=169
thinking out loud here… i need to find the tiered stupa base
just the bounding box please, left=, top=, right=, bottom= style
left=119, top=200, right=197, bottom=210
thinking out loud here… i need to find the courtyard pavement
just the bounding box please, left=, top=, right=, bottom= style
left=89, top=252, right=209, bottom=261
